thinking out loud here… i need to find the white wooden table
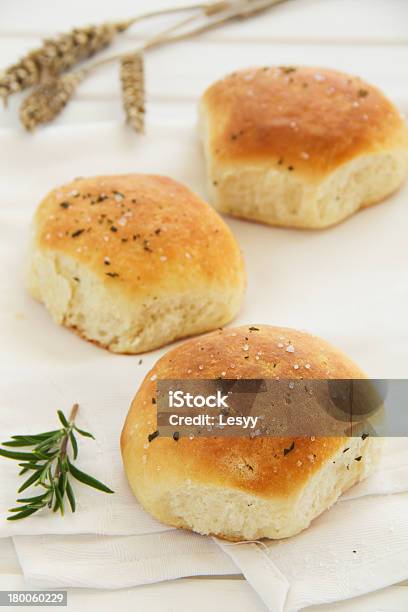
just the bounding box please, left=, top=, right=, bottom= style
left=1, top=0, right=407, bottom=609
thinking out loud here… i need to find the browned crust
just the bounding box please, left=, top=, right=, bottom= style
left=34, top=174, right=245, bottom=297
left=201, top=66, right=408, bottom=178
left=121, top=325, right=365, bottom=498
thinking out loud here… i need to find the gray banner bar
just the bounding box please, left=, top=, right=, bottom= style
left=0, top=591, right=67, bottom=606
left=155, top=379, right=407, bottom=438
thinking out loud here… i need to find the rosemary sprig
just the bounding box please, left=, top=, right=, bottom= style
left=0, top=404, right=113, bottom=521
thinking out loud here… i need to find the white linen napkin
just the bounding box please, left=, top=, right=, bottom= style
left=1, top=367, right=407, bottom=605
left=1, top=121, right=408, bottom=609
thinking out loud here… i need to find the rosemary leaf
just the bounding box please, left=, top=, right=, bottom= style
left=0, top=449, right=40, bottom=461
left=66, top=480, right=76, bottom=513
left=73, top=426, right=95, bottom=439
left=57, top=410, right=69, bottom=427
left=68, top=459, right=114, bottom=494
left=7, top=508, right=38, bottom=521
left=69, top=432, right=78, bottom=459
left=17, top=493, right=49, bottom=504
left=18, top=469, right=43, bottom=494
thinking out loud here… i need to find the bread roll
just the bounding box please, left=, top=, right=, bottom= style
left=27, top=174, right=245, bottom=353
left=199, top=66, right=408, bottom=229
left=121, top=325, right=383, bottom=540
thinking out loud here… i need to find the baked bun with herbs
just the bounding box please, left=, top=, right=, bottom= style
left=27, top=174, right=245, bottom=353
left=121, top=324, right=383, bottom=541
left=199, top=66, right=408, bottom=229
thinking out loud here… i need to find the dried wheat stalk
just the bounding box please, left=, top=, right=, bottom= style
left=0, top=1, right=223, bottom=105
left=0, top=23, right=125, bottom=105
left=20, top=72, right=84, bottom=131
left=11, top=0, right=288, bottom=132
left=120, top=53, right=145, bottom=133
left=17, top=12, right=199, bottom=132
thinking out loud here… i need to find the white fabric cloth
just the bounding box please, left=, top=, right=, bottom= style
left=1, top=121, right=408, bottom=610
left=1, top=369, right=408, bottom=608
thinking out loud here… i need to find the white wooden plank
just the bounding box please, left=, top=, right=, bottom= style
left=1, top=38, right=407, bottom=105
left=0, top=0, right=407, bottom=43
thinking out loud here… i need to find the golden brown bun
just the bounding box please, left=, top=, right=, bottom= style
left=27, top=174, right=245, bottom=353
left=121, top=325, right=383, bottom=540
left=199, top=66, right=408, bottom=228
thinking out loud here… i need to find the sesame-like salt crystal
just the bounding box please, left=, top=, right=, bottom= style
left=293, top=364, right=299, bottom=370
left=243, top=344, right=249, bottom=351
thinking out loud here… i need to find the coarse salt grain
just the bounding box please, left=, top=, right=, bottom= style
left=198, top=365, right=204, bottom=370
left=278, top=343, right=284, bottom=348
left=243, top=344, right=249, bottom=351
left=185, top=252, right=192, bottom=259
left=300, top=151, right=310, bottom=160
left=160, top=255, right=167, bottom=262
left=293, top=364, right=299, bottom=370
left=286, top=344, right=295, bottom=353
left=118, top=217, right=127, bottom=226
left=104, top=257, right=110, bottom=264
left=314, top=73, right=325, bottom=82
left=305, top=363, right=311, bottom=369
left=150, top=374, right=157, bottom=381
left=103, top=236, right=109, bottom=242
